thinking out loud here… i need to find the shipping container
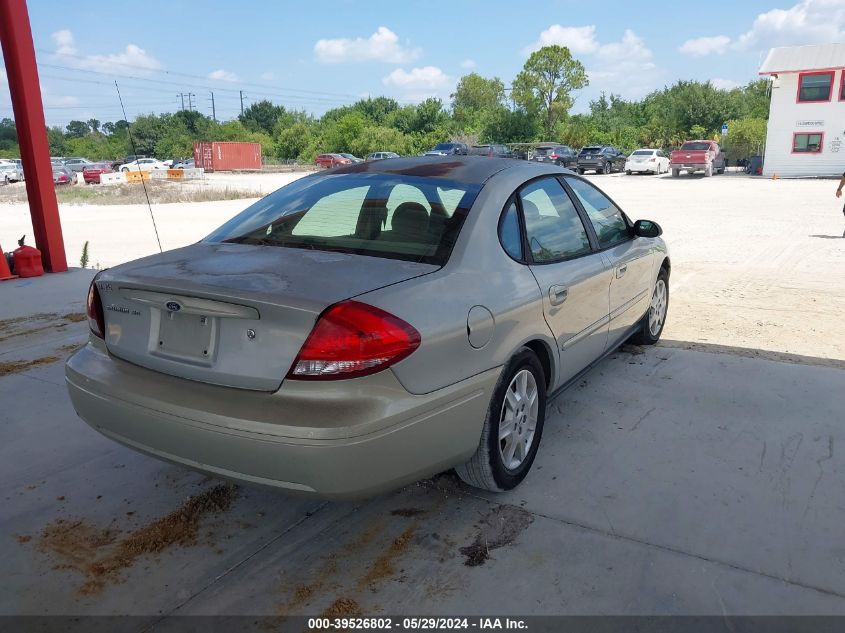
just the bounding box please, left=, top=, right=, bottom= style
left=193, top=141, right=262, bottom=172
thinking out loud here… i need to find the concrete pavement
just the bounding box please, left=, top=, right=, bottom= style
left=2, top=271, right=844, bottom=619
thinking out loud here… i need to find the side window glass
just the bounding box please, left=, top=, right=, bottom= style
left=564, top=177, right=631, bottom=248
left=499, top=201, right=523, bottom=260
left=519, top=178, right=591, bottom=263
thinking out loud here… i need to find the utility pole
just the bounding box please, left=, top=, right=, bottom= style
left=210, top=91, right=216, bottom=122
left=187, top=92, right=196, bottom=112
left=178, top=93, right=185, bottom=110
left=239, top=90, right=245, bottom=116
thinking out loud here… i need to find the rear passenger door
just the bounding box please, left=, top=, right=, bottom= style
left=563, top=176, right=654, bottom=346
left=519, top=177, right=612, bottom=387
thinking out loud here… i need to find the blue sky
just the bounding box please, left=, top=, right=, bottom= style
left=2, top=0, right=844, bottom=126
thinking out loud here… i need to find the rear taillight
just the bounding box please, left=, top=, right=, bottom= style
left=287, top=300, right=420, bottom=380
left=86, top=277, right=105, bottom=339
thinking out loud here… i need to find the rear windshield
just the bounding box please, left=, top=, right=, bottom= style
left=680, top=142, right=710, bottom=151
left=206, top=173, right=481, bottom=265
left=433, top=143, right=457, bottom=151
left=632, top=150, right=653, bottom=156
left=580, top=147, right=602, bottom=154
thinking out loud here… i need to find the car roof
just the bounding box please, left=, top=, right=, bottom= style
left=330, top=155, right=524, bottom=184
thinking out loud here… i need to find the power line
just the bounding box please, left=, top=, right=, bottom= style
left=35, top=48, right=369, bottom=99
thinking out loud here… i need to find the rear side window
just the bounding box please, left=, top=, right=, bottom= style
left=564, top=177, right=630, bottom=249
left=499, top=201, right=523, bottom=260
left=520, top=178, right=591, bottom=263
left=206, top=174, right=481, bottom=265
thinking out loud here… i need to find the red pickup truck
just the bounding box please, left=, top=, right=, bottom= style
left=670, top=140, right=726, bottom=177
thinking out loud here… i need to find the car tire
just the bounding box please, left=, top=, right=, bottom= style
left=671, top=168, right=679, bottom=177
left=455, top=347, right=547, bottom=492
left=629, top=267, right=669, bottom=346
left=626, top=170, right=632, bottom=175
left=603, top=162, right=611, bottom=175
left=576, top=168, right=584, bottom=175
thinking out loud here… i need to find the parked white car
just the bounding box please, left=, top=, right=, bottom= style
left=625, top=149, right=670, bottom=175
left=0, top=158, right=24, bottom=184
left=119, top=158, right=167, bottom=172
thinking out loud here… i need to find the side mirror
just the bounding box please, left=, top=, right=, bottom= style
left=633, top=219, right=662, bottom=238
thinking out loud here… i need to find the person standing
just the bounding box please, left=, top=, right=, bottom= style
left=836, top=172, right=845, bottom=236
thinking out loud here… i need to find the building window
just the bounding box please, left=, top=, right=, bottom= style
left=792, top=132, right=824, bottom=153
left=797, top=71, right=834, bottom=102
left=840, top=71, right=845, bottom=100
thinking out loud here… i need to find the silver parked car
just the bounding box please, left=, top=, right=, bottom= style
left=66, top=157, right=669, bottom=499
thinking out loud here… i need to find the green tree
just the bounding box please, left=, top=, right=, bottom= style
left=722, top=118, right=767, bottom=162
left=275, top=121, right=314, bottom=160
left=86, top=118, right=101, bottom=134
left=352, top=97, right=400, bottom=124
left=65, top=120, right=90, bottom=139
left=512, top=45, right=588, bottom=139
left=480, top=107, right=537, bottom=143
left=451, top=73, right=506, bottom=131
left=239, top=99, right=285, bottom=135
left=47, top=126, right=66, bottom=156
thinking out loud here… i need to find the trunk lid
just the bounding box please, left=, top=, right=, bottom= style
left=96, top=242, right=438, bottom=391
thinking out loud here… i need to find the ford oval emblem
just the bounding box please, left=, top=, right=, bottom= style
left=165, top=301, right=181, bottom=312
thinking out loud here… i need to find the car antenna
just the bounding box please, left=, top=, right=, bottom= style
left=114, top=81, right=162, bottom=253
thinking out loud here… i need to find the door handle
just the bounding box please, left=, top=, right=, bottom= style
left=549, top=285, right=568, bottom=305
left=616, top=264, right=627, bottom=278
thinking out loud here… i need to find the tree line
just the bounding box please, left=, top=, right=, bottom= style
left=0, top=45, right=769, bottom=164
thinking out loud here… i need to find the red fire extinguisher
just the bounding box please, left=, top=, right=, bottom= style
left=13, top=235, right=44, bottom=278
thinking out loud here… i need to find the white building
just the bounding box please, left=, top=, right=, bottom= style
left=759, top=43, right=845, bottom=177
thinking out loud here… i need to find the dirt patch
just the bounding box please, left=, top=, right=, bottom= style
left=16, top=534, right=32, bottom=544
left=390, top=508, right=426, bottom=518
left=57, top=343, right=83, bottom=355
left=62, top=313, right=87, bottom=323
left=358, top=526, right=416, bottom=590
left=417, top=471, right=467, bottom=496
left=320, top=597, right=363, bottom=618
left=0, top=355, right=60, bottom=376
left=459, top=505, right=534, bottom=567
left=36, top=484, right=236, bottom=594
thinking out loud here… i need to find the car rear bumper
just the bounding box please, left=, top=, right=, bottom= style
left=671, top=163, right=706, bottom=170
left=577, top=161, right=604, bottom=169
left=626, top=163, right=657, bottom=172
left=66, top=338, right=498, bottom=499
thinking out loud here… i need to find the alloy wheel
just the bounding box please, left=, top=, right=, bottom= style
left=498, top=369, right=539, bottom=470
left=648, top=279, right=667, bottom=336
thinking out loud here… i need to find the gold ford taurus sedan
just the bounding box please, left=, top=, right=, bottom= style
left=66, top=156, right=670, bottom=499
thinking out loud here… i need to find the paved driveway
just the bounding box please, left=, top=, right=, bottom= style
left=2, top=271, right=844, bottom=623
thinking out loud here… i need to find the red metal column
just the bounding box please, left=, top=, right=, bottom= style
left=0, top=0, right=67, bottom=272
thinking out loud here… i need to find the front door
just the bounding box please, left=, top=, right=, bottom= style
left=519, top=177, right=612, bottom=388
left=564, top=176, right=655, bottom=346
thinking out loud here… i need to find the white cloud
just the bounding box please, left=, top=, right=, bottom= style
left=40, top=85, right=79, bottom=107
left=523, top=25, right=600, bottom=56
left=314, top=27, right=421, bottom=64
left=50, top=29, right=161, bottom=75
left=259, top=71, right=275, bottom=81
left=460, top=59, right=477, bottom=69
left=736, top=0, right=845, bottom=50
left=382, top=66, right=452, bottom=102
left=208, top=69, right=239, bottom=82
left=587, top=30, right=659, bottom=100
left=711, top=78, right=741, bottom=90
left=679, top=35, right=731, bottom=56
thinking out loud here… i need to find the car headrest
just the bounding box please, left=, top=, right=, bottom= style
left=392, top=202, right=429, bottom=238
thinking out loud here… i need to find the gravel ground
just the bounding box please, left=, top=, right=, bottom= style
left=1, top=170, right=843, bottom=362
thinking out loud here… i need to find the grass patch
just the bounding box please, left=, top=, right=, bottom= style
left=0, top=181, right=264, bottom=205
